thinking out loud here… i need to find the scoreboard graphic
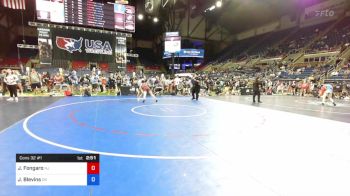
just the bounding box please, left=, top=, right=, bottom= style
left=35, top=0, right=135, bottom=32
left=16, top=154, right=100, bottom=186
left=64, top=0, right=115, bottom=29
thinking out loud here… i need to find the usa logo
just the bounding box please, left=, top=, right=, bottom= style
left=56, top=36, right=83, bottom=53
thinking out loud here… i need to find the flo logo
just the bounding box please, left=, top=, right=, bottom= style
left=56, top=37, right=83, bottom=53
left=315, top=9, right=335, bottom=17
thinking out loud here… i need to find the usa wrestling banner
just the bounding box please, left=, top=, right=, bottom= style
left=51, top=28, right=116, bottom=63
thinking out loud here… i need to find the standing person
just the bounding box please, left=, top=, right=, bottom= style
left=107, top=73, right=116, bottom=95
left=68, top=70, right=79, bottom=93
left=253, top=77, right=263, bottom=103
left=321, top=83, right=336, bottom=106
left=1, top=69, right=8, bottom=96
left=90, top=73, right=99, bottom=94
left=140, top=80, right=158, bottom=103
left=136, top=77, right=144, bottom=101
left=100, top=74, right=107, bottom=93
left=174, top=76, right=181, bottom=95
left=191, top=77, right=201, bottom=100
left=29, top=68, right=42, bottom=95
left=300, top=80, right=309, bottom=97
left=130, top=73, right=138, bottom=95
left=80, top=74, right=91, bottom=96
left=4, top=69, right=19, bottom=102
left=53, top=72, right=64, bottom=94
left=42, top=72, right=53, bottom=93
left=14, top=70, right=23, bottom=95
left=290, top=81, right=296, bottom=95
left=164, top=77, right=171, bottom=94
left=276, top=82, right=284, bottom=95
left=115, top=72, right=122, bottom=96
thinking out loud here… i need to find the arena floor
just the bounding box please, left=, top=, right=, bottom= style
left=0, top=95, right=350, bottom=196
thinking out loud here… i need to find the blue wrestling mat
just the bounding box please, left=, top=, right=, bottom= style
left=1, top=96, right=350, bottom=196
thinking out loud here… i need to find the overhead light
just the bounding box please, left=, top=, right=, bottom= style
left=153, top=17, right=159, bottom=23
left=216, top=1, right=222, bottom=8
left=209, top=5, right=216, bottom=11
left=138, top=14, right=144, bottom=20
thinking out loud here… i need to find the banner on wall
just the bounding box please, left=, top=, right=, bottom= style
left=51, top=28, right=116, bottom=63
left=163, top=49, right=204, bottom=59
left=115, top=36, right=127, bottom=64
left=37, top=28, right=52, bottom=65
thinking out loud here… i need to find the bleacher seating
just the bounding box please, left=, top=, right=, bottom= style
left=310, top=17, right=350, bottom=52
left=277, top=21, right=333, bottom=55
left=329, top=66, right=350, bottom=80
left=201, top=16, right=350, bottom=82
left=248, top=28, right=293, bottom=57
left=208, top=20, right=337, bottom=66
left=213, top=34, right=268, bottom=62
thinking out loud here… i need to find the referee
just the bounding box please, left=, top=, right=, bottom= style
left=191, top=76, right=200, bottom=101
left=253, top=77, right=262, bottom=103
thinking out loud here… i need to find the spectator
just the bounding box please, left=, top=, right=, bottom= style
left=1, top=69, right=8, bottom=96
left=4, top=69, right=19, bottom=102
left=29, top=68, right=42, bottom=95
